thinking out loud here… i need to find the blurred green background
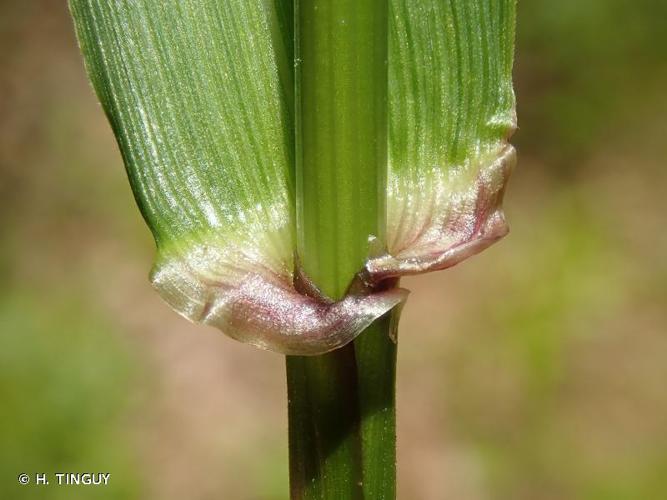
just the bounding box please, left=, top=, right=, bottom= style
left=1, top=1, right=665, bottom=499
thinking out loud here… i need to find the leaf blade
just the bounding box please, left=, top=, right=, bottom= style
left=380, top=0, right=517, bottom=278
left=70, top=0, right=294, bottom=247
left=70, top=0, right=404, bottom=355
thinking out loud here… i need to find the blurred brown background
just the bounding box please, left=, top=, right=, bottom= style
left=1, top=1, right=666, bottom=499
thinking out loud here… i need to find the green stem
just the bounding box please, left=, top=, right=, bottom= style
left=354, top=313, right=398, bottom=499
left=287, top=0, right=394, bottom=498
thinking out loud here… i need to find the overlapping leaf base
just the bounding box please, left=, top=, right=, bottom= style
left=150, top=141, right=513, bottom=356
left=152, top=234, right=407, bottom=355
left=71, top=0, right=516, bottom=356
left=369, top=144, right=515, bottom=282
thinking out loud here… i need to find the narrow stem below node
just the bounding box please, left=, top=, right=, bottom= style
left=287, top=0, right=394, bottom=498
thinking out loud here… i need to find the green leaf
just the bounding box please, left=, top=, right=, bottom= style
left=71, top=0, right=294, bottom=246
left=70, top=0, right=516, bottom=356
left=369, top=0, right=516, bottom=282
left=71, top=2, right=517, bottom=495
left=69, top=0, right=404, bottom=355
